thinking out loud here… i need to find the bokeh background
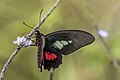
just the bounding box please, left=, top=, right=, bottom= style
left=0, top=0, right=120, bottom=80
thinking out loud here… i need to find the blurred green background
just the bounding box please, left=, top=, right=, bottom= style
left=0, top=0, right=120, bottom=80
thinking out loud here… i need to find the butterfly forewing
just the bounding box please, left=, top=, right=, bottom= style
left=45, top=30, right=95, bottom=55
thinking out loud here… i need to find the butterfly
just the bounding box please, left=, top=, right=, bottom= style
left=33, top=30, right=95, bottom=72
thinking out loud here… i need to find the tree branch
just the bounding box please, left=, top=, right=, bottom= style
left=0, top=0, right=61, bottom=80
left=93, top=23, right=120, bottom=72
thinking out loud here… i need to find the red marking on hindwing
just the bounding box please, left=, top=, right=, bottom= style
left=45, top=51, right=57, bottom=60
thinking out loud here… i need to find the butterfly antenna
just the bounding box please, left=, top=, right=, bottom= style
left=39, top=9, right=44, bottom=22
left=23, top=9, right=44, bottom=30
left=23, top=22, right=33, bottom=29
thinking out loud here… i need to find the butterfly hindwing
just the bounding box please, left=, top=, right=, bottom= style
left=45, top=30, right=95, bottom=55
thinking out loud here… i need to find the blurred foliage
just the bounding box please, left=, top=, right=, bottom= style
left=0, top=0, right=120, bottom=80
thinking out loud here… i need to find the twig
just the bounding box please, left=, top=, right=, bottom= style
left=49, top=68, right=54, bottom=80
left=0, top=43, right=25, bottom=80
left=0, top=0, right=61, bottom=80
left=93, top=23, right=120, bottom=72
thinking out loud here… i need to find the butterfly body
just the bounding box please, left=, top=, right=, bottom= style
left=35, top=30, right=43, bottom=71
left=34, top=30, right=95, bottom=71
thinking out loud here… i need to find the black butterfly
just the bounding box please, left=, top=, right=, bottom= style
left=34, top=30, right=95, bottom=72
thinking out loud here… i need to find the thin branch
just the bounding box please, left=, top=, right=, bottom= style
left=0, top=0, right=61, bottom=80
left=49, top=68, right=54, bottom=80
left=0, top=43, right=25, bottom=80
left=93, top=23, right=120, bottom=72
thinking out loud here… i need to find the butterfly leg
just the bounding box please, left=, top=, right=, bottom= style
left=26, top=39, right=36, bottom=46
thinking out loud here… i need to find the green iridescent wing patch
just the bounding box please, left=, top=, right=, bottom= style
left=52, top=40, right=72, bottom=49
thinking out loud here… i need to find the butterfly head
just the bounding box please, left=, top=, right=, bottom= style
left=35, top=30, right=41, bottom=35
